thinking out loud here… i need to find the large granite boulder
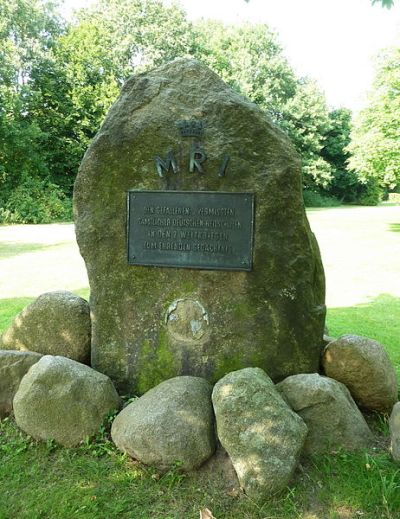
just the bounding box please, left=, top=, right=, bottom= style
left=277, top=373, right=373, bottom=455
left=390, top=402, right=400, bottom=464
left=13, top=355, right=120, bottom=446
left=0, top=291, right=91, bottom=364
left=212, top=368, right=307, bottom=500
left=322, top=335, right=398, bottom=412
left=0, top=350, right=42, bottom=418
left=74, top=58, right=325, bottom=394
left=111, top=376, right=215, bottom=470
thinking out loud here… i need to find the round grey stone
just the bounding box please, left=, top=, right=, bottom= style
left=212, top=367, right=307, bottom=501
left=0, top=350, right=42, bottom=418
left=277, top=373, right=373, bottom=455
left=13, top=355, right=120, bottom=446
left=322, top=334, right=398, bottom=412
left=0, top=291, right=91, bottom=364
left=111, top=376, right=215, bottom=470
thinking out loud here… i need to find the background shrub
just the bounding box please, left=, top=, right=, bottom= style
left=0, top=178, right=72, bottom=224
left=303, top=190, right=341, bottom=208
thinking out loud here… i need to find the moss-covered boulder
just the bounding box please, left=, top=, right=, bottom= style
left=0, top=350, right=42, bottom=418
left=277, top=373, right=373, bottom=455
left=111, top=376, right=215, bottom=470
left=0, top=291, right=91, bottom=364
left=13, top=355, right=120, bottom=447
left=322, top=335, right=398, bottom=412
left=74, top=58, right=325, bottom=394
left=212, top=368, right=307, bottom=500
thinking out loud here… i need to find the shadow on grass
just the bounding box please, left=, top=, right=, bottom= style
left=388, top=223, right=400, bottom=233
left=0, top=242, right=66, bottom=260
left=327, top=293, right=400, bottom=378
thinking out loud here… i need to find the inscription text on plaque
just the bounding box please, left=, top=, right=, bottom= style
left=127, top=191, right=254, bottom=271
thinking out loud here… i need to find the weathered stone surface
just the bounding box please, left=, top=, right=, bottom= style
left=389, top=402, right=400, bottom=464
left=277, top=373, right=373, bottom=455
left=74, top=58, right=325, bottom=394
left=0, top=291, right=91, bottom=364
left=111, top=376, right=215, bottom=470
left=0, top=350, right=42, bottom=418
left=212, top=368, right=307, bottom=500
left=13, top=355, right=120, bottom=446
left=322, top=335, right=398, bottom=412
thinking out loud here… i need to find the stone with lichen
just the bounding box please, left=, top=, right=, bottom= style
left=0, top=350, right=42, bottom=418
left=322, top=334, right=398, bottom=412
left=212, top=367, right=307, bottom=500
left=74, top=58, right=325, bottom=394
left=13, top=355, right=120, bottom=447
left=111, top=376, right=215, bottom=471
left=389, top=402, right=400, bottom=464
left=277, top=373, right=373, bottom=454
left=0, top=291, right=91, bottom=364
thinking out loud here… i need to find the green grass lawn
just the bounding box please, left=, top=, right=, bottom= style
left=1, top=416, right=399, bottom=519
left=1, top=207, right=400, bottom=519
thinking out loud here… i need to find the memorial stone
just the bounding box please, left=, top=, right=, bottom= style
left=74, top=58, right=326, bottom=393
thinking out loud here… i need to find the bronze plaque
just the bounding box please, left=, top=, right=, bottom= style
left=127, top=191, right=254, bottom=271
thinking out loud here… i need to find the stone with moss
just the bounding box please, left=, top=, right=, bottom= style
left=0, top=291, right=91, bottom=364
left=212, top=367, right=307, bottom=501
left=322, top=334, right=398, bottom=412
left=13, top=355, right=120, bottom=447
left=277, top=373, right=373, bottom=455
left=0, top=350, right=42, bottom=418
left=74, top=58, right=326, bottom=394
left=111, top=376, right=215, bottom=471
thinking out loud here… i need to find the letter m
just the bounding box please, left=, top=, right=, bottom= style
left=155, top=151, right=177, bottom=178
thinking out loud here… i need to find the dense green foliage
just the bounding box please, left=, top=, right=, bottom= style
left=348, top=47, right=400, bottom=193
left=0, top=0, right=397, bottom=219
left=0, top=0, right=66, bottom=222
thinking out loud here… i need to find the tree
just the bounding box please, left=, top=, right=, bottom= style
left=24, top=0, right=193, bottom=196
left=321, top=108, right=355, bottom=201
left=191, top=21, right=297, bottom=120
left=244, top=0, right=395, bottom=6
left=279, top=78, right=333, bottom=190
left=0, top=0, right=67, bottom=221
left=0, top=0, right=352, bottom=219
left=348, top=47, right=400, bottom=190
left=191, top=22, right=336, bottom=190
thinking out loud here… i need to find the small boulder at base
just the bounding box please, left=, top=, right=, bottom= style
left=389, top=402, right=400, bottom=464
left=0, top=291, right=91, bottom=364
left=322, top=334, right=398, bottom=412
left=13, top=355, right=120, bottom=447
left=0, top=350, right=42, bottom=418
left=111, top=376, right=215, bottom=471
left=212, top=367, right=307, bottom=501
left=276, top=373, right=373, bottom=455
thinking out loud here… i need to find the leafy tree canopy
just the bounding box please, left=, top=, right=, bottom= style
left=348, top=47, right=400, bottom=189
left=2, top=0, right=378, bottom=219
